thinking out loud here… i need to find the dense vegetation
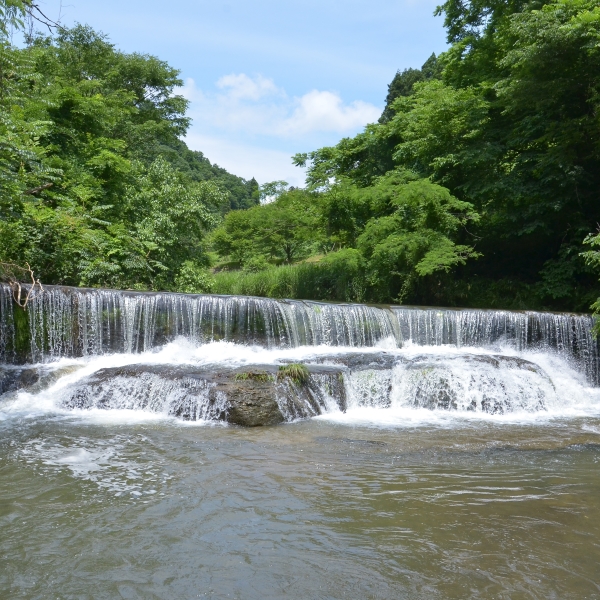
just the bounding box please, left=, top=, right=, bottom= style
left=2, top=0, right=600, bottom=313
left=0, top=2, right=258, bottom=291
left=212, top=0, right=600, bottom=311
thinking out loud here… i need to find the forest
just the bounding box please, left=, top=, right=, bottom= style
left=0, top=1, right=258, bottom=293
left=1, top=0, right=600, bottom=312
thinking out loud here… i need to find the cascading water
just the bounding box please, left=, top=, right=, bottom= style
left=0, top=284, right=400, bottom=360
left=342, top=353, right=555, bottom=413
left=1, top=283, right=599, bottom=423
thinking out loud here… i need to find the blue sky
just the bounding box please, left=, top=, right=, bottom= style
left=36, top=0, right=448, bottom=185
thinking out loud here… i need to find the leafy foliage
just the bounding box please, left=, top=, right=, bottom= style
left=4, top=0, right=600, bottom=314
left=284, top=0, right=600, bottom=311
left=0, top=16, right=256, bottom=290
left=355, top=172, right=480, bottom=301
left=379, top=53, right=442, bottom=123
left=213, top=171, right=479, bottom=304
left=211, top=188, right=320, bottom=268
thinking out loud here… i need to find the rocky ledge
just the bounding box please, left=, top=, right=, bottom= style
left=59, top=363, right=347, bottom=426
left=1, top=351, right=556, bottom=424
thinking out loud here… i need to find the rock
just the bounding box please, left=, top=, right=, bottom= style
left=216, top=376, right=283, bottom=427
left=59, top=363, right=347, bottom=426
left=0, top=365, right=44, bottom=396
left=303, top=351, right=401, bottom=371
left=0, top=364, right=86, bottom=397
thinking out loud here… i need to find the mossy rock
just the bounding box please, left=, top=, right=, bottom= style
left=277, top=363, right=309, bottom=385
left=12, top=306, right=31, bottom=363
left=234, top=371, right=274, bottom=383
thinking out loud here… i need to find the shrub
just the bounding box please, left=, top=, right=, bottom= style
left=174, top=261, right=215, bottom=294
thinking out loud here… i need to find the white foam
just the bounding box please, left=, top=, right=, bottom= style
left=2, top=338, right=600, bottom=426
left=316, top=404, right=600, bottom=429
left=19, top=436, right=174, bottom=496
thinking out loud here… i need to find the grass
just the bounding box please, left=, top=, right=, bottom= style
left=212, top=260, right=363, bottom=302
left=277, top=363, right=310, bottom=385
left=234, top=371, right=274, bottom=383
left=213, top=263, right=315, bottom=299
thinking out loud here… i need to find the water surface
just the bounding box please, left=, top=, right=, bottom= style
left=2, top=287, right=600, bottom=598
left=2, top=413, right=600, bottom=599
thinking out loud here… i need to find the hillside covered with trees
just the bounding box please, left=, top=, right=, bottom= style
left=0, top=1, right=258, bottom=292
left=211, top=0, right=600, bottom=312
left=2, top=0, right=600, bottom=314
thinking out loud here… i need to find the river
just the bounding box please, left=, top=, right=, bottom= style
left=1, top=286, right=600, bottom=598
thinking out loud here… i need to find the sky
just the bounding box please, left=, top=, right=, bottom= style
left=34, top=0, right=448, bottom=185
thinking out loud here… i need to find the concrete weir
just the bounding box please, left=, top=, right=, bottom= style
left=1, top=284, right=599, bottom=425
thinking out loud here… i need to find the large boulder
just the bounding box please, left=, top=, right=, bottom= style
left=216, top=374, right=283, bottom=427
left=59, top=363, right=347, bottom=426
left=396, top=354, right=555, bottom=413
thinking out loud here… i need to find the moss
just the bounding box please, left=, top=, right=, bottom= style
left=12, top=305, right=31, bottom=362
left=277, top=363, right=310, bottom=385
left=234, top=371, right=274, bottom=383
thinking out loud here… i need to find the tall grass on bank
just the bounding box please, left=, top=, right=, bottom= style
left=212, top=254, right=365, bottom=302
left=211, top=257, right=540, bottom=309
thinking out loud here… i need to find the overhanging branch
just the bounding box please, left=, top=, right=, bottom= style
left=24, top=182, right=53, bottom=195
left=0, top=261, right=44, bottom=309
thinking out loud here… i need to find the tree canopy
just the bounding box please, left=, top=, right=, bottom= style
left=3, top=0, right=600, bottom=312
left=0, top=14, right=258, bottom=291
left=274, top=0, right=600, bottom=310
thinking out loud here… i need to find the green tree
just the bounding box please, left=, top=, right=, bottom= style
left=0, top=17, right=234, bottom=291
left=379, top=53, right=442, bottom=123
left=294, top=0, right=600, bottom=310
left=211, top=189, right=319, bottom=268
left=355, top=171, right=480, bottom=302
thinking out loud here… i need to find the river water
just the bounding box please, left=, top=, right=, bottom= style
left=2, top=287, right=600, bottom=598
left=2, top=339, right=600, bottom=599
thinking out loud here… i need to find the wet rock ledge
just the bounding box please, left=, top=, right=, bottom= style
left=1, top=351, right=555, bottom=424
left=59, top=363, right=347, bottom=427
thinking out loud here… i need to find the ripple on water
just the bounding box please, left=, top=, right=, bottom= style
left=17, top=434, right=173, bottom=498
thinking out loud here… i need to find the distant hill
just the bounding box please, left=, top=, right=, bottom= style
left=163, top=140, right=259, bottom=212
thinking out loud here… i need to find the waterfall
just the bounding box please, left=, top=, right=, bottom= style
left=1, top=284, right=598, bottom=385
left=0, top=285, right=15, bottom=363
left=61, top=368, right=230, bottom=421
left=0, top=284, right=399, bottom=360
left=392, top=306, right=600, bottom=384
left=342, top=354, right=556, bottom=414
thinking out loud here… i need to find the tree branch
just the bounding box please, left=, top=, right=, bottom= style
left=23, top=182, right=53, bottom=195
left=25, top=1, right=61, bottom=32
left=0, top=261, right=44, bottom=309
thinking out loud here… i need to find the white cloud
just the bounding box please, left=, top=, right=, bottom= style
left=278, top=90, right=380, bottom=135
left=177, top=74, right=381, bottom=184
left=216, top=73, right=281, bottom=101
left=179, top=74, right=381, bottom=138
